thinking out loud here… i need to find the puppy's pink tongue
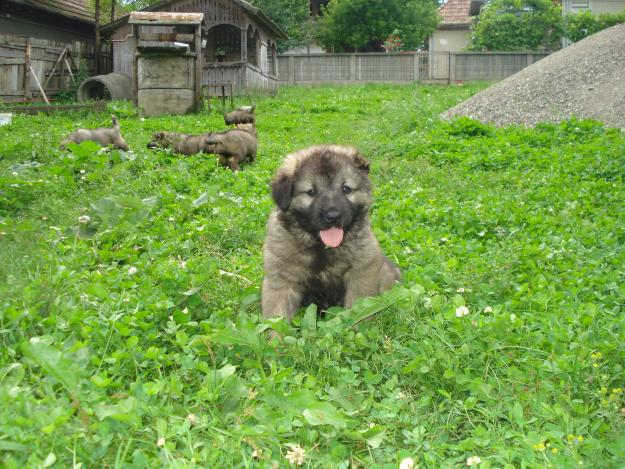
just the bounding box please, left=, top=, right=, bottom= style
left=319, top=227, right=344, bottom=248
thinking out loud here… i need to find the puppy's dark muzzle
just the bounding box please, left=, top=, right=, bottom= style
left=323, top=208, right=341, bottom=225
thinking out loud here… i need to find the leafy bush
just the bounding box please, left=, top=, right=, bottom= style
left=564, top=9, right=625, bottom=42
left=469, top=0, right=564, bottom=51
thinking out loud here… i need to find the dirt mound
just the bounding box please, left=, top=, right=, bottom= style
left=442, top=23, right=625, bottom=128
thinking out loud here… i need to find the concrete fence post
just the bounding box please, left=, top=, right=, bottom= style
left=288, top=55, right=295, bottom=84
left=413, top=52, right=420, bottom=81
left=350, top=54, right=356, bottom=81
left=449, top=53, right=456, bottom=83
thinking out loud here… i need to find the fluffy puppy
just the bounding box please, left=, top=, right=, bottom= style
left=203, top=128, right=257, bottom=171
left=224, top=105, right=255, bottom=125
left=60, top=115, right=129, bottom=151
left=146, top=131, right=210, bottom=156
left=262, top=145, right=401, bottom=323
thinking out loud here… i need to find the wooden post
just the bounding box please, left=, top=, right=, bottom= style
left=64, top=59, right=75, bottom=82
left=195, top=24, right=202, bottom=112
left=132, top=24, right=138, bottom=106
left=30, top=66, right=50, bottom=104
left=95, top=0, right=101, bottom=75
left=23, top=41, right=31, bottom=99
left=241, top=28, right=247, bottom=63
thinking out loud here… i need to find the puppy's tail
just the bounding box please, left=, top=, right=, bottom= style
left=111, top=115, right=120, bottom=129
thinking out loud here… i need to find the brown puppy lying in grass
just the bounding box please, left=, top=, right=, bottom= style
left=224, top=105, right=255, bottom=125
left=60, top=116, right=129, bottom=151
left=147, top=124, right=257, bottom=171
left=146, top=131, right=209, bottom=156
left=203, top=126, right=257, bottom=171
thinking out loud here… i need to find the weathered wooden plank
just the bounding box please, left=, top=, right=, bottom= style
left=129, top=12, right=204, bottom=25
left=3, top=101, right=107, bottom=114
left=0, top=58, right=25, bottom=65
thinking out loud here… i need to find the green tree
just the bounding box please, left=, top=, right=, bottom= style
left=249, top=0, right=311, bottom=52
left=316, top=0, right=439, bottom=52
left=469, top=0, right=564, bottom=51
left=564, top=9, right=625, bottom=42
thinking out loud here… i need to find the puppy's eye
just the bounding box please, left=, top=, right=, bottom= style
left=307, top=187, right=317, bottom=196
left=342, top=184, right=352, bottom=194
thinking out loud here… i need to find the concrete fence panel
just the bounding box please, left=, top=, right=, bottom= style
left=277, top=51, right=551, bottom=85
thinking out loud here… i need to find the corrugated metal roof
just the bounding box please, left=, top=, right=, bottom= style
left=9, top=0, right=94, bottom=24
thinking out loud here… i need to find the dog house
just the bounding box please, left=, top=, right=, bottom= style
left=128, top=12, right=204, bottom=116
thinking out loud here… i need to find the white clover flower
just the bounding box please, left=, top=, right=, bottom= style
left=399, top=457, right=415, bottom=469
left=179, top=259, right=187, bottom=269
left=128, top=266, right=138, bottom=275
left=78, top=215, right=91, bottom=224
left=168, top=217, right=175, bottom=222
left=510, top=313, right=517, bottom=322
left=186, top=413, right=196, bottom=425
left=286, top=445, right=306, bottom=465
left=182, top=307, right=189, bottom=315
left=80, top=169, right=86, bottom=174
left=156, top=437, right=165, bottom=447
left=456, top=287, right=465, bottom=293
left=122, top=298, right=130, bottom=303
left=483, top=306, right=493, bottom=313
left=455, top=306, right=469, bottom=317
left=12, top=171, right=18, bottom=176
left=423, top=297, right=432, bottom=309
left=466, top=456, right=482, bottom=466
left=252, top=448, right=261, bottom=459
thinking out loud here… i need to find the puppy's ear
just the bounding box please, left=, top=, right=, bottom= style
left=271, top=174, right=293, bottom=211
left=353, top=153, right=370, bottom=173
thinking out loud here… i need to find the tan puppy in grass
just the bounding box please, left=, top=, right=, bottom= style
left=262, top=145, right=401, bottom=326
left=60, top=115, right=129, bottom=151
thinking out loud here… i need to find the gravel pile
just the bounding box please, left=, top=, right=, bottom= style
left=441, top=23, right=625, bottom=128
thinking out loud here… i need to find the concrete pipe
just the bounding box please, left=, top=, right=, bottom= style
left=77, top=73, right=132, bottom=102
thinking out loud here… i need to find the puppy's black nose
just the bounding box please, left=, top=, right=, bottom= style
left=324, top=209, right=341, bottom=224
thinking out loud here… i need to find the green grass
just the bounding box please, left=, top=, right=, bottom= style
left=1, top=83, right=625, bottom=468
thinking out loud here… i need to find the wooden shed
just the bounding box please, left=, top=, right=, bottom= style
left=100, top=0, right=287, bottom=96
left=0, top=0, right=106, bottom=102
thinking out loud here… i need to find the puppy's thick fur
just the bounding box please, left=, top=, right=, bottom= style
left=60, top=116, right=129, bottom=151
left=224, top=105, right=255, bottom=125
left=147, top=131, right=209, bottom=156
left=203, top=127, right=257, bottom=171
left=262, top=145, right=401, bottom=322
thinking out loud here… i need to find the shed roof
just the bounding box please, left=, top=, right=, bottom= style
left=128, top=11, right=204, bottom=25
left=438, top=0, right=484, bottom=28
left=8, top=0, right=94, bottom=24
left=101, top=0, right=287, bottom=39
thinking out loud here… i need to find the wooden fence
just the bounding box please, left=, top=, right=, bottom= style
left=0, top=34, right=109, bottom=103
left=277, top=51, right=551, bottom=84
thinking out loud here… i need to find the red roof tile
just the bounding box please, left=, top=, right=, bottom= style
left=439, top=0, right=473, bottom=26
